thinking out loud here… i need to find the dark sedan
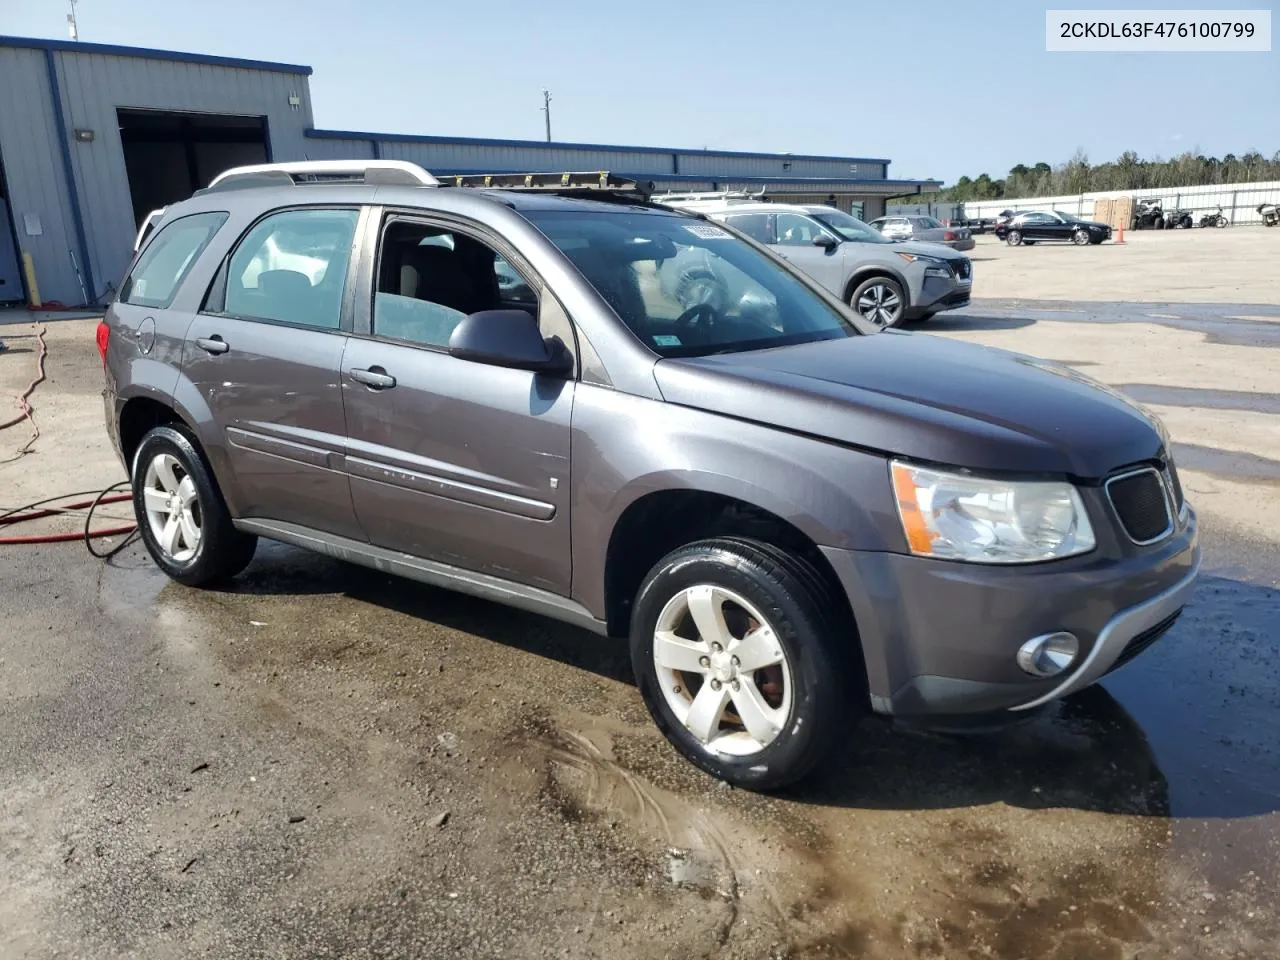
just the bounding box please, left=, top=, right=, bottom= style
left=995, top=210, right=1112, bottom=246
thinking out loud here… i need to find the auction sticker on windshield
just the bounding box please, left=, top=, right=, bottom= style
left=683, top=223, right=732, bottom=240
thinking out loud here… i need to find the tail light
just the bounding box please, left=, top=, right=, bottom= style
left=944, top=231, right=957, bottom=241
left=96, top=319, right=110, bottom=366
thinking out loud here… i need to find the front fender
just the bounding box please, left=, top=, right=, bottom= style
left=568, top=383, right=903, bottom=617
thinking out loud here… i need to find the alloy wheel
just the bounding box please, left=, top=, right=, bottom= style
left=652, top=584, right=794, bottom=757
left=855, top=283, right=902, bottom=328
left=141, top=452, right=203, bottom=563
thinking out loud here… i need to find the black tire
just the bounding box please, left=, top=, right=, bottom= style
left=1216, top=216, right=1228, bottom=228
left=1072, top=228, right=1090, bottom=245
left=629, top=537, right=860, bottom=791
left=1007, top=229, right=1023, bottom=246
left=849, top=275, right=906, bottom=329
left=131, top=424, right=257, bottom=586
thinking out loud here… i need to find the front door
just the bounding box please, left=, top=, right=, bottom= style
left=184, top=206, right=364, bottom=541
left=771, top=212, right=847, bottom=294
left=340, top=213, right=575, bottom=595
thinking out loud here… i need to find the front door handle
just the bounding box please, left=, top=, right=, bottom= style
left=349, top=366, right=396, bottom=390
left=196, top=336, right=229, bottom=355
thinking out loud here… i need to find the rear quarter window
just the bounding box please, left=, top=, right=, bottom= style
left=120, top=212, right=228, bottom=309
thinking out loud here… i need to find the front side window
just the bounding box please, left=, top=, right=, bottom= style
left=774, top=213, right=830, bottom=246
left=372, top=220, right=538, bottom=348
left=811, top=209, right=894, bottom=244
left=222, top=208, right=359, bottom=329
left=524, top=209, right=870, bottom=358
left=121, top=211, right=228, bottom=308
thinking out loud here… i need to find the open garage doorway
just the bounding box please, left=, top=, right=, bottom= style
left=117, top=109, right=268, bottom=229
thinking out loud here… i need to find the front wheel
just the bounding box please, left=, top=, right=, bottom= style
left=850, top=276, right=905, bottom=329
left=1216, top=215, right=1228, bottom=228
left=132, top=425, right=257, bottom=586
left=1007, top=229, right=1023, bottom=246
left=629, top=538, right=856, bottom=791
left=1072, top=228, right=1091, bottom=245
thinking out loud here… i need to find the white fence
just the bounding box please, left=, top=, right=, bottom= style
left=961, top=180, right=1280, bottom=226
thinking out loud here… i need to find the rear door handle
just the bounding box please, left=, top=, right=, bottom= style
left=196, top=336, right=229, bottom=355
left=349, top=366, right=396, bottom=390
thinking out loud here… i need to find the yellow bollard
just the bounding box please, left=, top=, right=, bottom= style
left=21, top=251, right=41, bottom=307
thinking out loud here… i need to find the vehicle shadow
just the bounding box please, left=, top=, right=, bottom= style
left=218, top=545, right=1279, bottom=821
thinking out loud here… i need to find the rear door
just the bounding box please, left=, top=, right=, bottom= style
left=184, top=205, right=365, bottom=540
left=339, top=210, right=575, bottom=594
left=771, top=212, right=846, bottom=294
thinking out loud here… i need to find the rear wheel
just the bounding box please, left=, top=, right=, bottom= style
left=132, top=425, right=257, bottom=586
left=1215, top=215, right=1228, bottom=228
left=850, top=276, right=905, bottom=329
left=1007, top=229, right=1023, bottom=246
left=629, top=538, right=856, bottom=791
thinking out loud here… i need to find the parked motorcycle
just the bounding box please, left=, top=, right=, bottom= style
left=1165, top=208, right=1194, bottom=229
left=1198, top=206, right=1229, bottom=228
left=1259, top=203, right=1279, bottom=228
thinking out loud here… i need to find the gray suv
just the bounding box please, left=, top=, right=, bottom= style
left=696, top=202, right=972, bottom=327
left=101, top=161, right=1199, bottom=790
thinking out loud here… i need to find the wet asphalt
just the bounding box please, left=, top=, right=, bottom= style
left=2, top=299, right=1279, bottom=959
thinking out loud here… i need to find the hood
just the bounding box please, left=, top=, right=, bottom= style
left=653, top=332, right=1164, bottom=478
left=889, top=239, right=968, bottom=259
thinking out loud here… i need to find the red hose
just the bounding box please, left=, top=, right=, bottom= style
left=0, top=525, right=137, bottom=545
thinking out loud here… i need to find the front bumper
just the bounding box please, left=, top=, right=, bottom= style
left=821, top=508, right=1200, bottom=716
left=914, top=273, right=972, bottom=314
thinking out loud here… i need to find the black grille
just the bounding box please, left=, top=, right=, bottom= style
left=1109, top=611, right=1182, bottom=671
left=952, top=259, right=972, bottom=280
left=1107, top=468, right=1172, bottom=543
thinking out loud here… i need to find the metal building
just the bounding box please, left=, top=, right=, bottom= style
left=0, top=34, right=939, bottom=308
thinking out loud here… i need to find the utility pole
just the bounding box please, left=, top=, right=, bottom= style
left=541, top=89, right=552, bottom=143
left=67, top=0, right=80, bottom=40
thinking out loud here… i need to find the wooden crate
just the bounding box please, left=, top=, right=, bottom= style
left=1094, top=196, right=1133, bottom=230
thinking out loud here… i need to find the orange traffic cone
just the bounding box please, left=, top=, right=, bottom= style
left=1115, top=225, right=1125, bottom=244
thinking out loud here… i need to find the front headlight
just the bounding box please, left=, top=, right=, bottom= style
left=890, top=461, right=1096, bottom=564
left=896, top=252, right=943, bottom=264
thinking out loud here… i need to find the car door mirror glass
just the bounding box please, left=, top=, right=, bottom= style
left=812, top=233, right=839, bottom=249
left=448, top=309, right=571, bottom=375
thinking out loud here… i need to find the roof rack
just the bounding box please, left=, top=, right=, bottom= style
left=446, top=171, right=655, bottom=197
left=205, top=160, right=440, bottom=191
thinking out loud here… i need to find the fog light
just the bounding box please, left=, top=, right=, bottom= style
left=1017, top=632, right=1079, bottom=678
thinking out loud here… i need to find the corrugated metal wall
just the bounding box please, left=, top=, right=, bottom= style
left=0, top=47, right=80, bottom=305
left=51, top=50, right=314, bottom=301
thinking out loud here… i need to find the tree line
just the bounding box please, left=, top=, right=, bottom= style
left=902, top=148, right=1280, bottom=203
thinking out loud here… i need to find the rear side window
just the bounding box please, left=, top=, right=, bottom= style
left=219, top=208, right=359, bottom=330
left=121, top=211, right=227, bottom=308
left=723, top=213, right=773, bottom=244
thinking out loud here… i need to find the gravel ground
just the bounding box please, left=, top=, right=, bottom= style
left=1, top=234, right=1278, bottom=959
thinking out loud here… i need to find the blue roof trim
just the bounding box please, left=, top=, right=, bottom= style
left=0, top=35, right=313, bottom=75
left=306, top=128, right=890, bottom=166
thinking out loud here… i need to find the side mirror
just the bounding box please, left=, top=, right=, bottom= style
left=448, top=309, right=571, bottom=376
left=812, top=233, right=839, bottom=250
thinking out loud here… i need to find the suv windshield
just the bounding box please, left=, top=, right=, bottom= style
left=523, top=209, right=869, bottom=357
left=808, top=209, right=893, bottom=244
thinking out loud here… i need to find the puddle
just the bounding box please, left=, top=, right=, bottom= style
left=1173, top=442, right=1280, bottom=484
left=1118, top=384, right=1280, bottom=415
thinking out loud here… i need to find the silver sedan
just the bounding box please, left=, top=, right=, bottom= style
left=868, top=215, right=976, bottom=251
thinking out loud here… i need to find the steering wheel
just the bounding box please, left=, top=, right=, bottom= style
left=673, top=303, right=718, bottom=333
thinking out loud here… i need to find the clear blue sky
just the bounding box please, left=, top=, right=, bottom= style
left=5, top=0, right=1277, bottom=182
